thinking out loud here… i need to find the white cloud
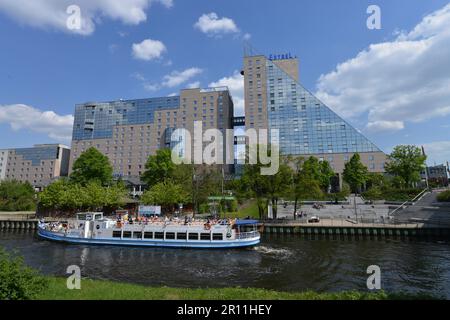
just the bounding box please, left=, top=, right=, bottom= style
left=243, top=33, right=252, bottom=40
left=132, top=38, right=166, bottom=61
left=136, top=67, right=203, bottom=91
left=0, top=104, right=73, bottom=142
left=187, top=81, right=201, bottom=89
left=209, top=71, right=244, bottom=116
left=0, top=0, right=173, bottom=35
left=194, top=12, right=239, bottom=36
left=315, top=3, right=450, bottom=132
left=161, top=68, right=203, bottom=88
left=366, top=120, right=404, bottom=132
left=422, top=141, right=450, bottom=165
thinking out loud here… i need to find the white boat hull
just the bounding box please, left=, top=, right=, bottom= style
left=37, top=226, right=260, bottom=249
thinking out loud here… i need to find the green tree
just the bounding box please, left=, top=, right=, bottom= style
left=292, top=175, right=323, bottom=218
left=319, top=160, right=335, bottom=192
left=0, top=247, right=48, bottom=300
left=239, top=160, right=270, bottom=220
left=39, top=180, right=126, bottom=213
left=141, top=180, right=190, bottom=214
left=265, top=160, right=293, bottom=219
left=70, top=147, right=113, bottom=186
left=0, top=180, right=36, bottom=211
left=343, top=153, right=368, bottom=193
left=385, top=145, right=427, bottom=188
left=299, top=157, right=335, bottom=192
left=141, top=148, right=176, bottom=188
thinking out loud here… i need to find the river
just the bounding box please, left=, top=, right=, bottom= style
left=1, top=230, right=450, bottom=298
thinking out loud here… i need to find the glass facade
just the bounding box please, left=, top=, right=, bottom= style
left=72, top=97, right=180, bottom=141
left=265, top=59, right=381, bottom=155
left=14, top=145, right=60, bottom=166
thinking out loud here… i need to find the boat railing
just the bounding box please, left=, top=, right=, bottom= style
left=236, top=230, right=259, bottom=239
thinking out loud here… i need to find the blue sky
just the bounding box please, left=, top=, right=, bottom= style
left=0, top=0, right=449, bottom=165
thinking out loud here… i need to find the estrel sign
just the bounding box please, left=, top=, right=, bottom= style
left=268, top=53, right=296, bottom=60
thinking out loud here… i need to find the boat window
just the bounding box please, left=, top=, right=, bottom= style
left=144, top=232, right=153, bottom=239
left=133, top=232, right=142, bottom=239
left=200, top=233, right=211, bottom=240
left=112, top=231, right=121, bottom=238
left=154, top=232, right=164, bottom=239
left=165, top=232, right=175, bottom=240
left=212, top=233, right=223, bottom=241
left=188, top=233, right=199, bottom=240
left=176, top=233, right=187, bottom=240
left=123, top=231, right=132, bottom=238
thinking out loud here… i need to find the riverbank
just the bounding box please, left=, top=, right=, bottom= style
left=36, top=277, right=437, bottom=300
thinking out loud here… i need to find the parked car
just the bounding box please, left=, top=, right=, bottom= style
left=308, top=216, right=320, bottom=223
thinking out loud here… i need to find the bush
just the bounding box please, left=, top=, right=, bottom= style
left=362, top=187, right=424, bottom=202
left=362, top=186, right=383, bottom=200
left=437, top=190, right=450, bottom=202
left=0, top=247, right=48, bottom=300
left=0, top=180, right=36, bottom=211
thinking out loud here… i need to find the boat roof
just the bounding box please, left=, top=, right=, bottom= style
left=235, top=219, right=259, bottom=225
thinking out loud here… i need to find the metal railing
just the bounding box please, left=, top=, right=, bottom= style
left=236, top=231, right=259, bottom=239
left=389, top=188, right=429, bottom=216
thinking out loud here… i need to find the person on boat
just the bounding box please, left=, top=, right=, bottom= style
left=128, top=215, right=133, bottom=225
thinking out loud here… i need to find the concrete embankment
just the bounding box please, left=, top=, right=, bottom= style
left=0, top=212, right=38, bottom=230
left=258, top=219, right=450, bottom=238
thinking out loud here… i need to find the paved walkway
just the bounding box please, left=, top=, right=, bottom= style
left=392, top=191, right=450, bottom=227
left=264, top=218, right=423, bottom=229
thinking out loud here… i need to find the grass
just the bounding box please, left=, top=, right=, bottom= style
left=437, top=190, right=450, bottom=202
left=222, top=200, right=260, bottom=219
left=35, top=277, right=438, bottom=300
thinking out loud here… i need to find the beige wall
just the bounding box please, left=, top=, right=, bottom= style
left=0, top=149, right=8, bottom=180
left=297, top=151, right=387, bottom=174
left=69, top=88, right=234, bottom=178
left=3, top=145, right=70, bottom=187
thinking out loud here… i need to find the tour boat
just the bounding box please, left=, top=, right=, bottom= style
left=37, top=213, right=260, bottom=249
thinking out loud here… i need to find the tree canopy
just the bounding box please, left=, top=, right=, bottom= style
left=39, top=179, right=127, bottom=212
left=385, top=145, right=426, bottom=188
left=0, top=180, right=36, bottom=211
left=141, top=180, right=190, bottom=214
left=70, top=147, right=113, bottom=186
left=141, top=148, right=176, bottom=188
left=343, top=153, right=368, bottom=193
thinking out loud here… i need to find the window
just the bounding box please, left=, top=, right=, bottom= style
left=112, top=231, right=121, bottom=238
left=177, top=233, right=187, bottom=240
left=165, top=232, right=175, bottom=240
left=133, top=232, right=142, bottom=239
left=144, top=232, right=153, bottom=239
left=154, top=232, right=164, bottom=239
left=212, top=233, right=223, bottom=241
left=122, top=231, right=132, bottom=238
left=188, top=233, right=199, bottom=240
left=200, top=233, right=211, bottom=240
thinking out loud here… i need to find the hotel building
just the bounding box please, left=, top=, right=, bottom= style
left=69, top=87, right=234, bottom=179
left=0, top=144, right=71, bottom=189
left=242, top=53, right=387, bottom=179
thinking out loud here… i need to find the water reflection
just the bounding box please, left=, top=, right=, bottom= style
left=0, top=231, right=449, bottom=297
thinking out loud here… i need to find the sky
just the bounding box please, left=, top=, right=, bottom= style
left=0, top=0, right=449, bottom=165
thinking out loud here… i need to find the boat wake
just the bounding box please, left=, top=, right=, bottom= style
left=253, top=246, right=293, bottom=258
